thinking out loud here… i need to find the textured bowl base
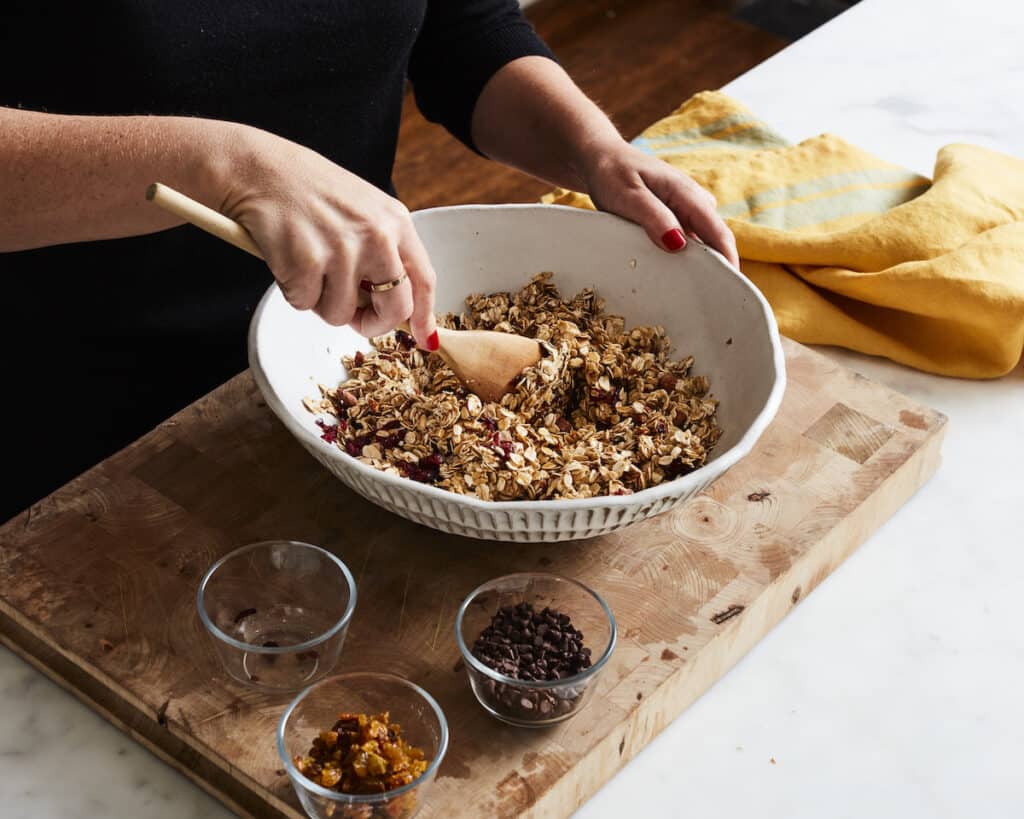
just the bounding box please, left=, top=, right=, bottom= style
left=309, top=440, right=711, bottom=541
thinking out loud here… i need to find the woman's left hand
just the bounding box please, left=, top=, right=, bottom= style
left=472, top=57, right=739, bottom=267
left=578, top=141, right=740, bottom=268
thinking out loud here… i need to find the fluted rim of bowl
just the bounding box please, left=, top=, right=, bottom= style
left=249, top=204, right=787, bottom=515
left=276, top=672, right=449, bottom=804
left=453, top=572, right=617, bottom=689
left=197, top=540, right=357, bottom=654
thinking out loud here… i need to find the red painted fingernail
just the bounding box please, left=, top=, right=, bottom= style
left=427, top=330, right=440, bottom=352
left=661, top=228, right=686, bottom=251
left=359, top=279, right=373, bottom=292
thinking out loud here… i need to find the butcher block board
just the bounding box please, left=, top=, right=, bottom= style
left=0, top=339, right=945, bottom=818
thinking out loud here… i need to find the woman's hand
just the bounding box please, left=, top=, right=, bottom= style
left=216, top=126, right=439, bottom=348
left=470, top=57, right=739, bottom=268
left=578, top=141, right=739, bottom=268
left=0, top=110, right=437, bottom=348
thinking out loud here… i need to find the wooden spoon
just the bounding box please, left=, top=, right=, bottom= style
left=146, top=183, right=542, bottom=402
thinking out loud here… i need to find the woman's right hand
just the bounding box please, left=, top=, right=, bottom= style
left=214, top=125, right=439, bottom=349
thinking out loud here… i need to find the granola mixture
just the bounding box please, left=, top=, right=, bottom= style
left=305, top=273, right=720, bottom=501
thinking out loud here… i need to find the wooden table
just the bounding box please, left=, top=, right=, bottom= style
left=0, top=338, right=946, bottom=817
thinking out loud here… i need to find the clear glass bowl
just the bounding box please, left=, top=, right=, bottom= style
left=278, top=672, right=448, bottom=819
left=197, top=540, right=356, bottom=692
left=455, top=572, right=617, bottom=727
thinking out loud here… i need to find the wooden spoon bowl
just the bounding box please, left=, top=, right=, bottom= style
left=425, top=325, right=542, bottom=403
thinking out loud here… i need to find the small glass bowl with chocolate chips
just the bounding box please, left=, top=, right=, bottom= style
left=198, top=541, right=357, bottom=692
left=455, top=572, right=616, bottom=727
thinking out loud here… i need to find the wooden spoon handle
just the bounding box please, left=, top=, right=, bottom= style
left=146, top=183, right=264, bottom=259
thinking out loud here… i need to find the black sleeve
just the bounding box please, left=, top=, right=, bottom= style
left=408, top=0, right=556, bottom=154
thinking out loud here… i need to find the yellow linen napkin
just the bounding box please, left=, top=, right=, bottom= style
left=544, top=91, right=1024, bottom=378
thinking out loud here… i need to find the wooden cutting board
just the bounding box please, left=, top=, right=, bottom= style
left=0, top=338, right=945, bottom=818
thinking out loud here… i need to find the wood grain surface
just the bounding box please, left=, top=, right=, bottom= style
left=0, top=339, right=946, bottom=818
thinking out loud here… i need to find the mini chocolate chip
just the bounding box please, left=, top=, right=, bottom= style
left=471, top=600, right=596, bottom=722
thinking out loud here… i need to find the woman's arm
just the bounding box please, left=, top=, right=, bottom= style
left=0, top=108, right=437, bottom=345
left=471, top=56, right=740, bottom=266
left=0, top=108, right=235, bottom=250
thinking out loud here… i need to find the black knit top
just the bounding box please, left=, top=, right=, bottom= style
left=0, top=0, right=553, bottom=518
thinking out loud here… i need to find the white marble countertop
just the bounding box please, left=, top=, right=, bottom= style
left=2, top=0, right=1022, bottom=816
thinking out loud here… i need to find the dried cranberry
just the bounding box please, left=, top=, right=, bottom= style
left=329, top=397, right=349, bottom=418
left=354, top=350, right=365, bottom=367
left=481, top=417, right=497, bottom=432
left=490, top=434, right=513, bottom=461
left=419, top=453, right=444, bottom=469
left=395, top=330, right=416, bottom=351
left=315, top=419, right=338, bottom=444
left=399, top=461, right=440, bottom=484
left=344, top=435, right=371, bottom=458
left=663, top=459, right=692, bottom=479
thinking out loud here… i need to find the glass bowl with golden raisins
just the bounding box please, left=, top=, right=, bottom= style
left=278, top=672, right=448, bottom=819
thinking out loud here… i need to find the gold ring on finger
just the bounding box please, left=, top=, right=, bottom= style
left=367, top=272, right=408, bottom=292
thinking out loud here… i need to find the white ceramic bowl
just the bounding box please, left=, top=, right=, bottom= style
left=249, top=204, right=785, bottom=542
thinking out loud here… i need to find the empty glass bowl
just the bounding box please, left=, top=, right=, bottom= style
left=455, top=572, right=616, bottom=727
left=197, top=540, right=356, bottom=691
left=278, top=672, right=448, bottom=819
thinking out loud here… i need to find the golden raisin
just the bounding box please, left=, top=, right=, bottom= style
left=296, top=710, right=429, bottom=806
